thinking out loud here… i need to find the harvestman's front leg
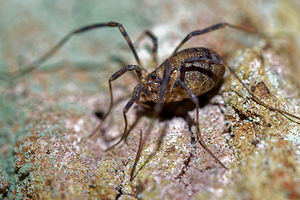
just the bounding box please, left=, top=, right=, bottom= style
left=88, top=65, right=142, bottom=139
left=9, top=22, right=144, bottom=79
left=105, top=84, right=145, bottom=151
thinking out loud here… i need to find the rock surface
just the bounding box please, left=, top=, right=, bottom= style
left=0, top=0, right=299, bottom=199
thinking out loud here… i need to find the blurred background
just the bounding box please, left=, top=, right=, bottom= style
left=1, top=0, right=299, bottom=74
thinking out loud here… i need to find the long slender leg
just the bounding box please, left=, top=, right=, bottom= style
left=88, top=65, right=142, bottom=139
left=181, top=57, right=222, bottom=83
left=130, top=121, right=165, bottom=181
left=151, top=57, right=227, bottom=168
left=175, top=114, right=196, bottom=179
left=134, top=30, right=158, bottom=65
left=11, top=22, right=144, bottom=79
left=154, top=59, right=172, bottom=114
left=172, top=22, right=263, bottom=55
left=175, top=77, right=227, bottom=169
left=123, top=113, right=142, bottom=145
left=105, top=85, right=144, bottom=151
left=130, top=130, right=144, bottom=181
left=226, top=64, right=300, bottom=122
left=182, top=57, right=300, bottom=122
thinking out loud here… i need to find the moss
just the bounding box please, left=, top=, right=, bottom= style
left=218, top=45, right=300, bottom=200
left=0, top=169, right=9, bottom=197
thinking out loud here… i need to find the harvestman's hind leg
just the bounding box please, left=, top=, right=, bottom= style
left=11, top=22, right=145, bottom=79
left=183, top=57, right=300, bottom=122
left=88, top=65, right=142, bottom=139
left=177, top=61, right=227, bottom=169
left=172, top=22, right=261, bottom=55
left=134, top=30, right=158, bottom=66
left=152, top=57, right=227, bottom=168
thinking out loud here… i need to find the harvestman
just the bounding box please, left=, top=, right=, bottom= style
left=5, top=22, right=300, bottom=181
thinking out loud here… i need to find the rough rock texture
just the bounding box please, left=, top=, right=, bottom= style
left=1, top=0, right=300, bottom=199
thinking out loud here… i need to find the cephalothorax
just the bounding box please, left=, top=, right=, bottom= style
left=6, top=21, right=300, bottom=181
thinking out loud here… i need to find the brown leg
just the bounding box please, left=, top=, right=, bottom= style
left=130, top=130, right=144, bottom=181
left=130, top=120, right=164, bottom=182
left=175, top=78, right=227, bottom=169
left=154, top=59, right=172, bottom=114
left=179, top=60, right=228, bottom=168
left=153, top=57, right=227, bottom=168
left=134, top=30, right=158, bottom=66
left=226, top=64, right=300, bottom=122
left=172, top=22, right=263, bottom=55
left=88, top=65, right=142, bottom=139
left=11, top=22, right=144, bottom=79
left=105, top=84, right=144, bottom=151
left=181, top=57, right=222, bottom=83
left=184, top=57, right=300, bottom=122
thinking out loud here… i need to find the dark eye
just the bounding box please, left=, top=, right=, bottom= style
left=151, top=72, right=156, bottom=79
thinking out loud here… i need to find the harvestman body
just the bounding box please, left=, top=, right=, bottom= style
left=5, top=22, right=300, bottom=181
